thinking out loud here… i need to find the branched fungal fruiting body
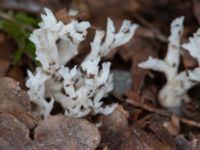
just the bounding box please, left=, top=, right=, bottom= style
left=26, top=8, right=138, bottom=118
left=139, top=17, right=200, bottom=108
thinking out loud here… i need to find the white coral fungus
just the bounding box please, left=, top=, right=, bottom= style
left=139, top=16, right=200, bottom=108
left=26, top=8, right=138, bottom=118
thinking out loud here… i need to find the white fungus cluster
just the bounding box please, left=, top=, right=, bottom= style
left=26, top=8, right=138, bottom=118
left=139, top=16, right=200, bottom=108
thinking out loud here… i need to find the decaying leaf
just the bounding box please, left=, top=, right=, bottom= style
left=99, top=105, right=132, bottom=150
left=0, top=77, right=37, bottom=128
left=0, top=77, right=31, bottom=112
left=163, top=115, right=180, bottom=136
left=34, top=115, right=101, bottom=150
left=0, top=113, right=36, bottom=150
left=0, top=59, right=10, bottom=77
left=131, top=48, right=157, bottom=92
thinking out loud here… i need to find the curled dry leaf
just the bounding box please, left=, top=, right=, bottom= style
left=34, top=115, right=101, bottom=150
left=0, top=113, right=36, bottom=150
left=0, top=99, right=37, bottom=129
left=0, top=77, right=37, bottom=129
left=99, top=105, right=175, bottom=150
left=0, top=77, right=31, bottom=112
left=0, top=111, right=101, bottom=150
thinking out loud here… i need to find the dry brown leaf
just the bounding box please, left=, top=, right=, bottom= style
left=163, top=115, right=180, bottom=136
left=136, top=26, right=168, bottom=42
left=126, top=89, right=141, bottom=102
left=181, top=49, right=198, bottom=69
left=55, top=8, right=70, bottom=24
left=131, top=48, right=158, bottom=92
left=0, top=77, right=31, bottom=112
left=147, top=122, right=176, bottom=149
left=0, top=113, right=36, bottom=150
left=118, top=37, right=149, bottom=61
left=99, top=105, right=176, bottom=150
left=0, top=59, right=10, bottom=77
left=99, top=105, right=131, bottom=150
left=0, top=77, right=37, bottom=128
left=127, top=123, right=176, bottom=150
left=35, top=115, right=101, bottom=150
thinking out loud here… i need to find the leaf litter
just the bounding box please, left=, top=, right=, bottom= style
left=1, top=0, right=200, bottom=149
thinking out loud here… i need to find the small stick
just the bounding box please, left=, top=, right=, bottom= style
left=127, top=99, right=200, bottom=128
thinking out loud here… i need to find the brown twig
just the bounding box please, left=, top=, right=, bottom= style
left=127, top=99, right=200, bottom=128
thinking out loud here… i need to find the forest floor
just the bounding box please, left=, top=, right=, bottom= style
left=1, top=0, right=200, bottom=149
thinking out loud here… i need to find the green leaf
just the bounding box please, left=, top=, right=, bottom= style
left=15, top=12, right=39, bottom=26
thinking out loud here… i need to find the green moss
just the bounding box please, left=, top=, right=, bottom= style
left=0, top=11, right=39, bottom=64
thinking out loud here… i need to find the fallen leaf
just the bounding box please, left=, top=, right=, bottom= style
left=148, top=122, right=176, bottom=149
left=99, top=105, right=131, bottom=150
left=129, top=123, right=176, bottom=150
left=141, top=84, right=158, bottom=104
left=34, top=115, right=101, bottom=150
left=0, top=77, right=31, bottom=112
left=0, top=77, right=37, bottom=128
left=0, top=59, right=10, bottom=77
left=136, top=26, right=168, bottom=42
left=163, top=115, right=180, bottom=136
left=0, top=113, right=36, bottom=150
left=55, top=8, right=70, bottom=24
left=131, top=47, right=158, bottom=92
left=181, top=49, right=198, bottom=69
